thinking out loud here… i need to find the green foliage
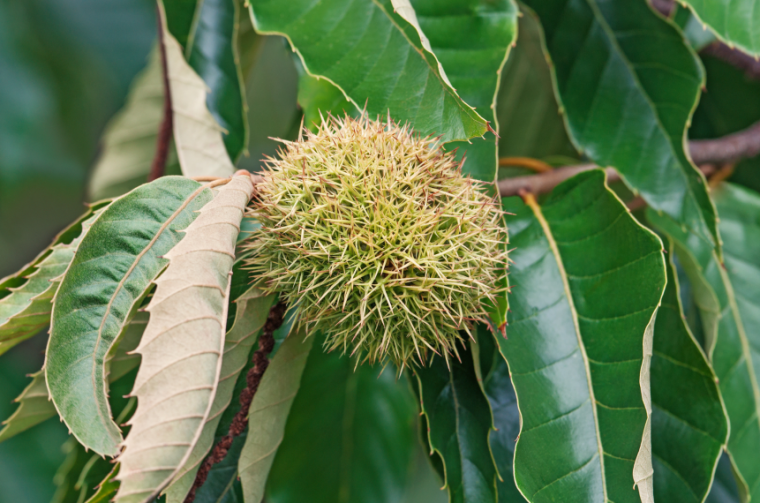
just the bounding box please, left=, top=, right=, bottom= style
left=5, top=1, right=760, bottom=502
left=47, top=177, right=212, bottom=456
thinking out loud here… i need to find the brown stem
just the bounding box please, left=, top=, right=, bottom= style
left=183, top=302, right=288, bottom=503
left=497, top=117, right=760, bottom=198
left=148, top=9, right=173, bottom=182
left=499, top=164, right=717, bottom=198
left=701, top=42, right=760, bottom=81
left=689, top=121, right=760, bottom=165
left=649, top=0, right=760, bottom=81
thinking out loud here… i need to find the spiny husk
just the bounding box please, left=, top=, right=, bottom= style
left=243, top=115, right=508, bottom=368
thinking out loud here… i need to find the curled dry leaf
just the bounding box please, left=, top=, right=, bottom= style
left=115, top=174, right=254, bottom=503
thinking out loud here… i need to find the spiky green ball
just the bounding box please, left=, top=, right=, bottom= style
left=243, top=116, right=507, bottom=368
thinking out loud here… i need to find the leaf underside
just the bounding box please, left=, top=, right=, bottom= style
left=116, top=175, right=253, bottom=503
left=238, top=326, right=314, bottom=503
left=159, top=0, right=236, bottom=179
left=165, top=285, right=275, bottom=502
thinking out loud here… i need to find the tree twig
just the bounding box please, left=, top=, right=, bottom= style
left=689, top=121, right=760, bottom=165
left=650, top=0, right=760, bottom=81
left=148, top=9, right=173, bottom=182
left=499, top=163, right=717, bottom=197
left=498, top=119, right=760, bottom=198
left=701, top=42, right=760, bottom=80
left=183, top=302, right=288, bottom=503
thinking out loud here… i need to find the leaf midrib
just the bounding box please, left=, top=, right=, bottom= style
left=88, top=182, right=209, bottom=446
left=525, top=194, right=608, bottom=501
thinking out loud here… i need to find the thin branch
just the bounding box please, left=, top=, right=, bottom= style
left=148, top=9, right=173, bottom=182
left=183, top=302, right=288, bottom=503
left=689, top=121, right=760, bottom=165
left=650, top=0, right=760, bottom=81
left=701, top=42, right=760, bottom=80
left=498, top=164, right=609, bottom=197
left=499, top=163, right=717, bottom=198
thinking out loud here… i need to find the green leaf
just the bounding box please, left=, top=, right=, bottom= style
left=248, top=0, right=487, bottom=143
left=238, top=326, right=314, bottom=502
left=297, top=72, right=355, bottom=130
left=83, top=466, right=120, bottom=503
left=0, top=370, right=55, bottom=443
left=164, top=285, right=275, bottom=502
left=0, top=312, right=146, bottom=445
left=414, top=339, right=498, bottom=503
left=706, top=454, right=742, bottom=503
left=651, top=248, right=728, bottom=502
left=476, top=325, right=528, bottom=502
left=499, top=170, right=666, bottom=503
left=266, top=333, right=419, bottom=503
left=648, top=182, right=760, bottom=501
left=46, top=176, right=213, bottom=456
left=0, top=202, right=109, bottom=354
left=522, top=0, right=719, bottom=253
left=679, top=0, right=760, bottom=57
left=496, top=10, right=576, bottom=162
left=673, top=5, right=716, bottom=52
left=158, top=0, right=236, bottom=179
left=183, top=0, right=249, bottom=161
left=411, top=0, right=517, bottom=182
left=87, top=48, right=181, bottom=201
left=116, top=175, right=254, bottom=502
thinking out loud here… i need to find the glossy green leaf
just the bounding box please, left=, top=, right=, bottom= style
left=183, top=0, right=248, bottom=161
left=46, top=176, right=212, bottom=456
left=248, top=0, right=487, bottom=143
left=522, top=0, right=719, bottom=253
left=477, top=325, right=527, bottom=502
left=499, top=170, right=666, bottom=503
left=680, top=0, right=760, bottom=57
left=410, top=0, right=517, bottom=182
left=164, top=285, right=275, bottom=502
left=706, top=454, right=742, bottom=503
left=651, top=248, right=728, bottom=502
left=648, top=182, right=760, bottom=501
left=0, top=370, right=55, bottom=443
left=297, top=72, right=355, bottom=130
left=496, top=10, right=576, bottom=163
left=0, top=202, right=108, bottom=354
left=238, top=326, right=314, bottom=502
left=414, top=340, right=498, bottom=503
left=87, top=48, right=181, bottom=201
left=266, top=333, right=418, bottom=503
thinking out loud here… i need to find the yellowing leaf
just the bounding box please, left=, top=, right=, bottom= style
left=115, top=174, right=254, bottom=503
